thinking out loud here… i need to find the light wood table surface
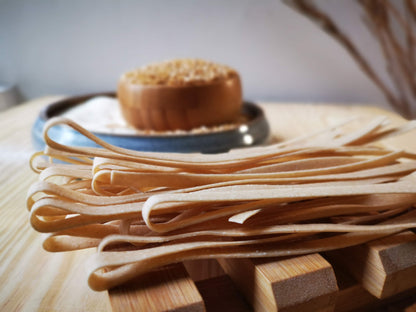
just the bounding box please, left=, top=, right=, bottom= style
left=1, top=96, right=415, bottom=311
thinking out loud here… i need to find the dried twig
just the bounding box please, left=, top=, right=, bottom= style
left=285, top=0, right=416, bottom=119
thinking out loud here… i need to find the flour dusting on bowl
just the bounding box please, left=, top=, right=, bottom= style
left=61, top=96, right=246, bottom=136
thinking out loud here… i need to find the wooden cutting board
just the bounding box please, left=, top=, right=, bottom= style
left=1, top=97, right=416, bottom=312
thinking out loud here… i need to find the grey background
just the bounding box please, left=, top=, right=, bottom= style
left=0, top=0, right=390, bottom=110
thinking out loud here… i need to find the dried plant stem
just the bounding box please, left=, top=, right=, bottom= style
left=285, top=0, right=416, bottom=119
left=360, top=0, right=414, bottom=117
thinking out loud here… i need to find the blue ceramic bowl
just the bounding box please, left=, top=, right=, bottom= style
left=32, top=92, right=270, bottom=153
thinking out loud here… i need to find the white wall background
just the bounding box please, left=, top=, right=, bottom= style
left=0, top=0, right=392, bottom=110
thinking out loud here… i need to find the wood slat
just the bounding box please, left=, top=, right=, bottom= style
left=108, top=263, right=204, bottom=312
left=219, top=254, right=338, bottom=312
left=329, top=257, right=377, bottom=312
left=183, top=259, right=225, bottom=282
left=326, top=232, right=416, bottom=299
left=195, top=275, right=251, bottom=312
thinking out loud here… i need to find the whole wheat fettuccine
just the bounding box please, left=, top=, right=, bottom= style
left=27, top=116, right=416, bottom=291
